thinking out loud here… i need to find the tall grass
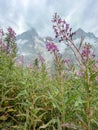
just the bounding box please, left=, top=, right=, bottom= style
left=0, top=16, right=98, bottom=130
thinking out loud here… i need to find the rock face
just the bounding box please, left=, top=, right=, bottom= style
left=16, top=28, right=53, bottom=66
left=73, top=28, right=98, bottom=58
left=16, top=28, right=98, bottom=65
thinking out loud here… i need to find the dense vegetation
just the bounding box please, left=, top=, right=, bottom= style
left=0, top=14, right=98, bottom=130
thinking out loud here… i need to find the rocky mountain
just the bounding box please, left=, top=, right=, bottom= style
left=73, top=28, right=98, bottom=41
left=73, top=28, right=98, bottom=57
left=16, top=28, right=53, bottom=65
left=16, top=28, right=98, bottom=65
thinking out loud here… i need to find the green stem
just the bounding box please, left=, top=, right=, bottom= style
left=85, top=66, right=91, bottom=130
left=54, top=51, right=66, bottom=130
left=60, top=71, right=65, bottom=130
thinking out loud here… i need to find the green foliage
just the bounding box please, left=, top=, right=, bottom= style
left=0, top=50, right=98, bottom=130
left=0, top=26, right=98, bottom=130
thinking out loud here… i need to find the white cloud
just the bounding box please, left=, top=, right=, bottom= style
left=0, top=0, right=98, bottom=37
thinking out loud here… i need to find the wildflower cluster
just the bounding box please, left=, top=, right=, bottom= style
left=0, top=27, right=17, bottom=56
left=52, top=13, right=76, bottom=42
left=5, top=27, right=17, bottom=55
left=64, top=58, right=70, bottom=64
left=46, top=41, right=59, bottom=53
left=0, top=40, right=7, bottom=51
left=0, top=29, right=7, bottom=51
left=7, top=27, right=16, bottom=39
left=76, top=70, right=83, bottom=77
left=81, top=43, right=95, bottom=61
left=15, top=55, right=24, bottom=66
left=38, top=53, right=45, bottom=63
left=0, top=29, right=4, bottom=36
left=52, top=13, right=83, bottom=65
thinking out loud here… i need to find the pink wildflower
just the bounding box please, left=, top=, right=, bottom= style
left=95, top=75, right=98, bottom=81
left=52, top=13, right=76, bottom=41
left=46, top=41, right=59, bottom=53
left=76, top=70, right=82, bottom=77
left=2, top=43, right=7, bottom=51
left=7, top=27, right=16, bottom=39
left=27, top=61, right=33, bottom=68
left=38, top=54, right=45, bottom=63
left=96, top=59, right=98, bottom=63
left=15, top=55, right=24, bottom=66
left=81, top=44, right=95, bottom=61
left=0, top=29, right=4, bottom=36
left=64, top=58, right=70, bottom=63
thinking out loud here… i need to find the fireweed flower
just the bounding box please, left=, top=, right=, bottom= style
left=7, top=27, right=16, bottom=39
left=19, top=55, right=24, bottom=63
left=0, top=29, right=4, bottom=37
left=15, top=55, right=24, bottom=66
left=0, top=39, right=7, bottom=51
left=58, top=18, right=62, bottom=24
left=0, top=39, right=2, bottom=45
left=64, top=58, right=70, bottom=64
left=38, top=54, right=45, bottom=63
left=52, top=13, right=76, bottom=42
left=52, top=13, right=84, bottom=65
left=95, top=75, right=98, bottom=81
left=66, top=24, right=69, bottom=32
left=96, top=59, right=98, bottom=63
left=27, top=61, right=33, bottom=68
left=76, top=70, right=83, bottom=77
left=46, top=41, right=59, bottom=53
left=2, top=43, right=7, bottom=51
left=81, top=44, right=95, bottom=61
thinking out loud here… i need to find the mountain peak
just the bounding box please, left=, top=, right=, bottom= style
left=76, top=28, right=86, bottom=36
left=76, top=28, right=84, bottom=32
left=26, top=28, right=38, bottom=36
left=17, top=28, right=38, bottom=40
left=73, top=28, right=98, bottom=41
left=72, top=28, right=86, bottom=39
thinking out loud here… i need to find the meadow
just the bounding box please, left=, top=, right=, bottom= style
left=0, top=14, right=98, bottom=130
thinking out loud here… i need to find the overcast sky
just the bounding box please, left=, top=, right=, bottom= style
left=0, top=0, right=98, bottom=37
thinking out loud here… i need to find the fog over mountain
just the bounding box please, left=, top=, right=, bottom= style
left=16, top=28, right=53, bottom=65
left=16, top=28, right=98, bottom=65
